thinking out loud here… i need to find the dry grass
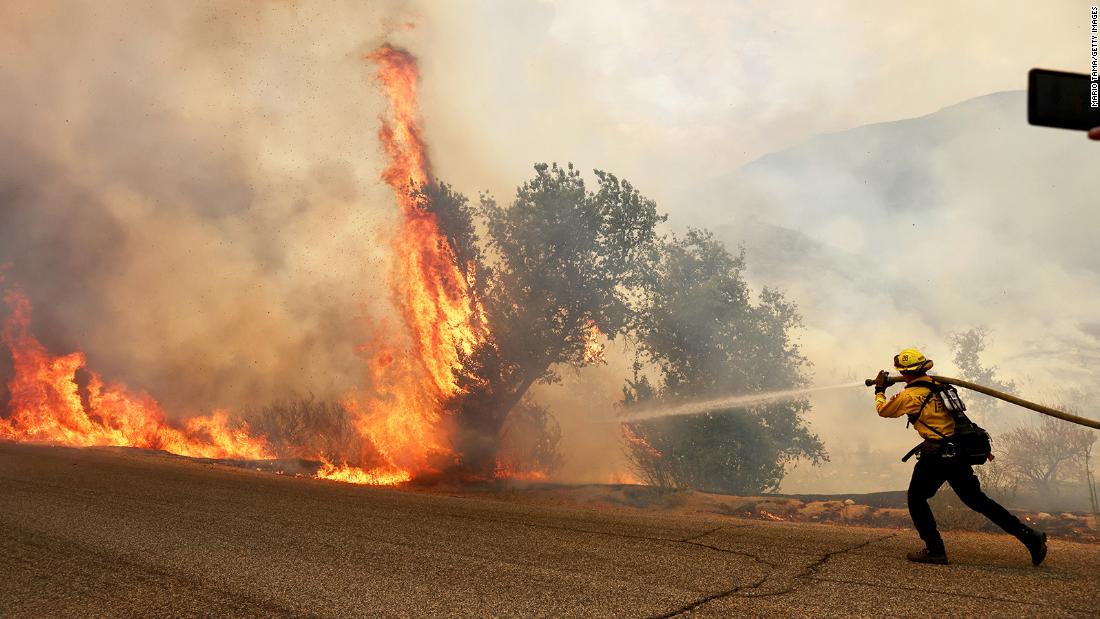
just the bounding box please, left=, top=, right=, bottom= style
left=245, top=395, right=362, bottom=463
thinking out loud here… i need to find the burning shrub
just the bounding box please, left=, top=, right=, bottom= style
left=0, top=286, right=272, bottom=460
left=622, top=422, right=679, bottom=491
left=494, top=397, right=563, bottom=480
left=244, top=395, right=362, bottom=465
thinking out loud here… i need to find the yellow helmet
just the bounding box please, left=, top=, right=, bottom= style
left=894, top=348, right=933, bottom=373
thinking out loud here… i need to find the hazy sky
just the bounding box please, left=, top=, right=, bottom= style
left=413, top=1, right=1093, bottom=202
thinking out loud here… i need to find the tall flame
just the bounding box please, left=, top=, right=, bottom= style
left=370, top=44, right=481, bottom=394
left=0, top=288, right=272, bottom=460
left=0, top=44, right=500, bottom=487
left=317, top=44, right=483, bottom=483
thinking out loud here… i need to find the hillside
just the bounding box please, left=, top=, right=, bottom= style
left=672, top=91, right=1100, bottom=493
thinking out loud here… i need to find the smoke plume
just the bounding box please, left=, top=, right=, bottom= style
left=0, top=2, right=410, bottom=414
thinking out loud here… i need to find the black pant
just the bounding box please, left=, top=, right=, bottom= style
left=908, top=452, right=1029, bottom=553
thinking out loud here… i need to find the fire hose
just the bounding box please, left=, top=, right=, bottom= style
left=863, top=375, right=1100, bottom=430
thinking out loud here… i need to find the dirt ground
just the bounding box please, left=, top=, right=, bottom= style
left=1, top=443, right=1097, bottom=618
left=436, top=482, right=1098, bottom=544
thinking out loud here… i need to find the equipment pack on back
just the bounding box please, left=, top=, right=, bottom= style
left=902, top=381, right=993, bottom=465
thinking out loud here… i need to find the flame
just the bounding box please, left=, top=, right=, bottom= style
left=370, top=44, right=481, bottom=393
left=621, top=424, right=662, bottom=459
left=315, top=459, right=412, bottom=485
left=0, top=44, right=546, bottom=487
left=335, top=44, right=483, bottom=484
left=0, top=288, right=272, bottom=460
left=580, top=321, right=605, bottom=365
left=493, top=460, right=550, bottom=482
left=607, top=470, right=642, bottom=485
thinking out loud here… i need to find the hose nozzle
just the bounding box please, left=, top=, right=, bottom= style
left=864, top=375, right=905, bottom=387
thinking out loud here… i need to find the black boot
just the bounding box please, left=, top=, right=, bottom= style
left=906, top=548, right=949, bottom=565
left=1021, top=529, right=1047, bottom=566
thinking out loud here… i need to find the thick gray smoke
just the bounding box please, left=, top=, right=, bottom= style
left=0, top=2, right=413, bottom=412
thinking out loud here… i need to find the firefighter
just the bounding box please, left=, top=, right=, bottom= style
left=873, top=348, right=1047, bottom=565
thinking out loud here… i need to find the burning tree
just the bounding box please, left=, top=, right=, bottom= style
left=307, top=44, right=486, bottom=484
left=0, top=41, right=666, bottom=484
left=351, top=45, right=663, bottom=480
left=620, top=229, right=826, bottom=494
left=418, top=163, right=666, bottom=475
left=1, top=40, right=797, bottom=489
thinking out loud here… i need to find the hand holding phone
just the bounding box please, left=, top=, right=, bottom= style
left=1028, top=68, right=1100, bottom=132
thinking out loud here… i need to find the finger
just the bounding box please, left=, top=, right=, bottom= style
left=1089, top=127, right=1100, bottom=141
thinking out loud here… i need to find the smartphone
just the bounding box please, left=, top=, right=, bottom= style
left=1028, top=68, right=1100, bottom=131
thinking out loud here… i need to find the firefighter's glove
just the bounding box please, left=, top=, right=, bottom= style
left=873, top=370, right=890, bottom=394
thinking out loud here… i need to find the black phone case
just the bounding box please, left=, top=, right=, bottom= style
left=1028, top=68, right=1100, bottom=131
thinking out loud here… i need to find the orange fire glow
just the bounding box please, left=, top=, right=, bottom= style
left=580, top=321, right=606, bottom=366
left=606, top=470, right=642, bottom=485
left=493, top=460, right=550, bottom=482
left=0, top=43, right=541, bottom=487
left=316, top=459, right=412, bottom=486
left=328, top=44, right=483, bottom=484
left=0, top=288, right=272, bottom=460
left=621, top=424, right=662, bottom=459
left=370, top=44, right=481, bottom=393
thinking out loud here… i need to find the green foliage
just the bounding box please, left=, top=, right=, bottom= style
left=476, top=163, right=665, bottom=376
left=404, top=167, right=820, bottom=488
left=421, top=164, right=667, bottom=474
left=622, top=229, right=826, bottom=494
left=636, top=229, right=806, bottom=395
left=625, top=406, right=823, bottom=494
left=412, top=181, right=483, bottom=286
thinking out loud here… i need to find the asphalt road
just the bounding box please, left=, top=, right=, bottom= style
left=1, top=443, right=1097, bottom=618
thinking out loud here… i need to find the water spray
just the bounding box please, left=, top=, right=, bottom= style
left=864, top=375, right=1100, bottom=430
left=606, top=381, right=864, bottom=423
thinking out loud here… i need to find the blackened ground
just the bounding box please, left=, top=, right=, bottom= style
left=0, top=443, right=1097, bottom=618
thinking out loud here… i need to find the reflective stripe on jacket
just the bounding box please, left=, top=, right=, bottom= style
left=875, top=376, right=955, bottom=440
